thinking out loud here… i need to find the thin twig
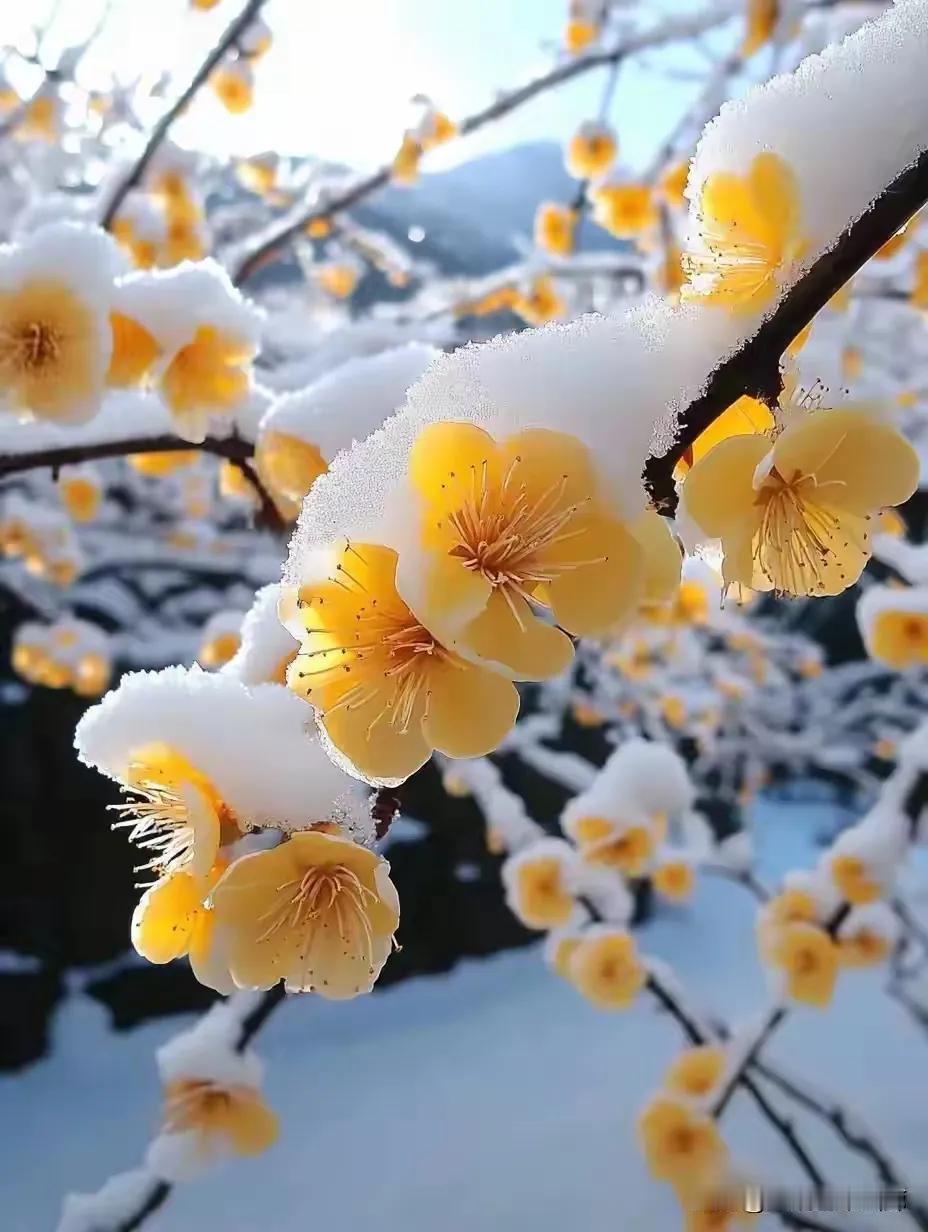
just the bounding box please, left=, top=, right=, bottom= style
left=100, top=0, right=269, bottom=228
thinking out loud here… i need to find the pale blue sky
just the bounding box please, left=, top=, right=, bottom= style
left=1, top=0, right=742, bottom=172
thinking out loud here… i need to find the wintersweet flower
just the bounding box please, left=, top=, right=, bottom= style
left=828, top=853, right=881, bottom=905
left=865, top=601, right=928, bottom=670
left=664, top=1048, right=727, bottom=1100
left=590, top=183, right=658, bottom=241
left=672, top=396, right=774, bottom=481
left=638, top=1097, right=727, bottom=1191
left=741, top=0, right=779, bottom=56
left=683, top=152, right=806, bottom=312
left=653, top=860, right=695, bottom=901
left=583, top=822, right=654, bottom=876
left=569, top=928, right=645, bottom=1009
left=16, top=93, right=59, bottom=142
left=512, top=276, right=566, bottom=324
left=210, top=830, right=400, bottom=997
left=679, top=407, right=919, bottom=596
left=659, top=161, right=690, bottom=210
left=58, top=466, right=102, bottom=523
left=534, top=203, right=577, bottom=257
left=391, top=134, right=422, bottom=186
left=770, top=922, right=839, bottom=1008
left=254, top=430, right=328, bottom=520
left=314, top=262, right=360, bottom=299
left=162, top=326, right=254, bottom=443
left=397, top=423, right=649, bottom=680
left=283, top=541, right=519, bottom=783
left=0, top=225, right=119, bottom=423
left=502, top=840, right=577, bottom=930
left=106, top=313, right=161, bottom=387
left=566, top=122, right=617, bottom=180
left=132, top=861, right=234, bottom=993
left=211, top=60, right=254, bottom=114
left=837, top=924, right=891, bottom=968
left=112, top=743, right=241, bottom=882
left=564, top=13, right=599, bottom=55
left=159, top=1075, right=279, bottom=1161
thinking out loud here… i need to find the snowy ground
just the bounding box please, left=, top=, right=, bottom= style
left=5, top=795, right=928, bottom=1232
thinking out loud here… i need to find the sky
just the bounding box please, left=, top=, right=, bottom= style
left=0, top=0, right=740, bottom=174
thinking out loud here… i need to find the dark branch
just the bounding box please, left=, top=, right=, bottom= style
left=100, top=0, right=269, bottom=229
left=644, top=145, right=928, bottom=512
left=0, top=432, right=251, bottom=479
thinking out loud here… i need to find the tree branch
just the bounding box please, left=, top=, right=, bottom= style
left=644, top=145, right=928, bottom=512
left=230, top=5, right=735, bottom=284
left=100, top=0, right=269, bottom=229
left=0, top=432, right=250, bottom=478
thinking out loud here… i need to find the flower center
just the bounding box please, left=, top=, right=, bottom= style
left=164, top=1079, right=235, bottom=1133
left=110, top=780, right=196, bottom=879
left=667, top=1126, right=696, bottom=1156
left=258, top=862, right=380, bottom=962
left=1, top=319, right=61, bottom=374
left=445, top=457, right=590, bottom=596
left=753, top=468, right=853, bottom=594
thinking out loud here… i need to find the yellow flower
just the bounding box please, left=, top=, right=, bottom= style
left=680, top=408, right=919, bottom=596
left=664, top=1048, right=726, bottom=1100
left=112, top=220, right=158, bottom=270
left=0, top=280, right=102, bottom=422
left=868, top=607, right=928, bottom=670
left=442, top=770, right=472, bottom=799
left=591, top=184, right=657, bottom=240
left=210, top=830, right=400, bottom=996
left=661, top=695, right=688, bottom=730
left=128, top=450, right=200, bottom=477
left=160, top=220, right=208, bottom=267
left=569, top=929, right=645, bottom=1009
left=504, top=845, right=576, bottom=929
left=421, top=110, right=456, bottom=149
left=638, top=1097, right=727, bottom=1190
left=829, top=854, right=881, bottom=905
left=837, top=925, right=891, bottom=968
left=660, top=161, right=690, bottom=210
left=512, top=276, right=565, bottom=324
left=191, top=0, right=222, bottom=8
left=566, top=125, right=617, bottom=180
left=770, top=922, right=839, bottom=1008
left=683, top=153, right=805, bottom=312
left=106, top=312, right=161, bottom=388
left=59, top=470, right=101, bottom=523
left=564, top=19, right=598, bottom=54
left=842, top=347, right=863, bottom=381
left=133, top=861, right=233, bottom=992
left=199, top=632, right=241, bottom=669
left=161, top=1076, right=278, bottom=1159
left=400, top=422, right=648, bottom=680
left=741, top=0, right=779, bottom=57
left=315, top=264, right=359, bottom=299
left=534, top=203, right=577, bottom=256
left=161, top=325, right=255, bottom=443
left=304, top=216, right=333, bottom=239
left=113, top=744, right=240, bottom=880
left=73, top=651, right=111, bottom=697
left=254, top=429, right=328, bottom=520
left=587, top=824, right=654, bottom=875
left=211, top=63, right=253, bottom=114
left=673, top=397, right=776, bottom=481
left=685, top=1191, right=755, bottom=1232
left=16, top=93, right=59, bottom=142
left=284, top=541, right=520, bottom=782
left=653, top=860, right=695, bottom=901
left=570, top=700, right=604, bottom=727
left=391, top=134, right=422, bottom=186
